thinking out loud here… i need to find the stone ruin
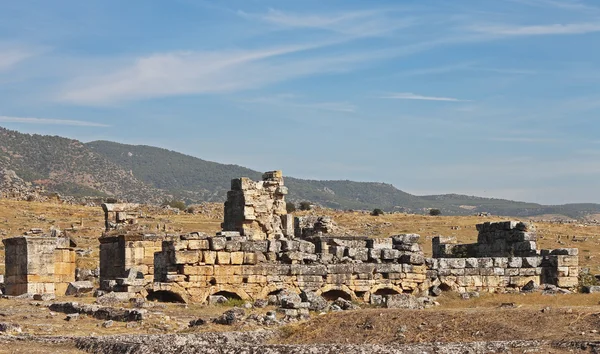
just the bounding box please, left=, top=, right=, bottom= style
left=3, top=229, right=76, bottom=296
left=0, top=171, right=581, bottom=302
left=95, top=171, right=580, bottom=304
left=221, top=171, right=293, bottom=240
left=101, top=202, right=139, bottom=231
left=429, top=221, right=579, bottom=293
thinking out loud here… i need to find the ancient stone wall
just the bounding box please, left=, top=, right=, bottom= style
left=99, top=234, right=169, bottom=296
left=3, top=235, right=76, bottom=296
left=222, top=171, right=292, bottom=240
left=428, top=221, right=579, bottom=293
left=152, top=233, right=427, bottom=303
left=101, top=203, right=139, bottom=231
left=433, top=221, right=537, bottom=258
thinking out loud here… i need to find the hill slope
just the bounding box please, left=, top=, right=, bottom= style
left=1, top=126, right=599, bottom=217
left=0, top=127, right=162, bottom=202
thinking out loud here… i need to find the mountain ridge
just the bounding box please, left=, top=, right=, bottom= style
left=1, top=126, right=599, bottom=218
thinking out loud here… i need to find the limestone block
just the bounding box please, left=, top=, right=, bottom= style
left=369, top=248, right=382, bottom=260
left=493, top=258, right=509, bottom=268
left=556, top=255, right=578, bottom=267
left=203, top=251, right=216, bottom=265
left=281, top=240, right=299, bottom=252
left=326, top=274, right=352, bottom=284
left=291, top=264, right=327, bottom=276
left=230, top=252, right=244, bottom=265
left=241, top=241, right=269, bottom=253
left=450, top=268, right=465, bottom=276
left=508, top=257, right=522, bottom=268
left=374, top=263, right=403, bottom=273
left=557, top=276, right=578, bottom=288
left=298, top=241, right=316, bottom=254
left=392, top=234, right=420, bottom=244
left=329, top=246, right=346, bottom=259
left=522, top=257, right=542, bottom=268
left=519, top=268, right=536, bottom=276
left=479, top=268, right=494, bottom=276
left=174, top=251, right=200, bottom=265
left=366, top=238, right=393, bottom=249
left=400, top=253, right=425, bottom=265
left=319, top=253, right=334, bottom=263
left=268, top=240, right=282, bottom=253
left=243, top=252, right=257, bottom=265
left=557, top=266, right=569, bottom=277
left=354, top=264, right=377, bottom=274
left=569, top=267, right=580, bottom=277
left=187, top=240, right=209, bottom=250
left=465, top=258, right=478, bottom=268
left=347, top=248, right=369, bottom=261
left=464, top=268, right=480, bottom=276
left=210, top=237, right=227, bottom=251
left=506, top=268, right=519, bottom=276
left=216, top=252, right=231, bottom=265
left=381, top=249, right=401, bottom=260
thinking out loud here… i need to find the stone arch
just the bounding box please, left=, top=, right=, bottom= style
left=257, top=283, right=300, bottom=300
left=147, top=290, right=186, bottom=303
left=205, top=285, right=251, bottom=303
left=316, top=284, right=357, bottom=301
left=151, top=282, right=190, bottom=303
left=370, top=284, right=404, bottom=296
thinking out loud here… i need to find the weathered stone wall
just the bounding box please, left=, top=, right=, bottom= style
left=428, top=221, right=579, bottom=293
left=101, top=203, right=139, bottom=231
left=3, top=236, right=76, bottom=296
left=152, top=233, right=427, bottom=303
left=433, top=221, right=537, bottom=258
left=222, top=171, right=291, bottom=240
left=99, top=234, right=168, bottom=295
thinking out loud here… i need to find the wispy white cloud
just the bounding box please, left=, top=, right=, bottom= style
left=0, top=116, right=109, bottom=127
left=238, top=8, right=409, bottom=37
left=243, top=94, right=356, bottom=113
left=471, top=22, right=600, bottom=36
left=381, top=92, right=470, bottom=102
left=506, top=0, right=600, bottom=12
left=487, top=137, right=563, bottom=143
left=0, top=48, right=37, bottom=71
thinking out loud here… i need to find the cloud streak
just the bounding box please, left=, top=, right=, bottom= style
left=0, top=116, right=109, bottom=127
left=0, top=48, right=37, bottom=71
left=381, top=92, right=470, bottom=102
left=472, top=22, right=600, bottom=36
left=238, top=8, right=409, bottom=37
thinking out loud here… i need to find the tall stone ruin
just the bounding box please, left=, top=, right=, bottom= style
left=222, top=171, right=293, bottom=240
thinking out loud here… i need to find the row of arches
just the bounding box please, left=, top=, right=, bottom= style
left=146, top=284, right=410, bottom=304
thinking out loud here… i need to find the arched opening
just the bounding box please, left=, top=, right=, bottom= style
left=147, top=290, right=186, bottom=303
left=374, top=288, right=401, bottom=296
left=355, top=291, right=367, bottom=299
left=268, top=289, right=285, bottom=296
left=213, top=291, right=242, bottom=301
left=321, top=289, right=352, bottom=301
left=439, top=283, right=452, bottom=292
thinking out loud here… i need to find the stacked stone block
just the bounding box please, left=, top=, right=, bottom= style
left=153, top=233, right=427, bottom=303
left=222, top=171, right=291, bottom=240
left=99, top=234, right=168, bottom=295
left=429, top=221, right=579, bottom=293
left=3, top=235, right=76, bottom=296
left=101, top=203, right=139, bottom=231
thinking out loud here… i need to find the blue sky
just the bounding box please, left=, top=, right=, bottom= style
left=1, top=0, right=599, bottom=204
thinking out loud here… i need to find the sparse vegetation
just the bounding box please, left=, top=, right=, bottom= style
left=429, top=209, right=441, bottom=216
left=371, top=208, right=384, bottom=216
left=286, top=202, right=296, bottom=213
left=299, top=201, right=312, bottom=211
left=162, top=200, right=186, bottom=211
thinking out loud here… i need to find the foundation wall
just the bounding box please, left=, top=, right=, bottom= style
left=153, top=234, right=427, bottom=303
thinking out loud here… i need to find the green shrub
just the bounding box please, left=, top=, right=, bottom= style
left=429, top=208, right=441, bottom=216
left=371, top=208, right=384, bottom=216
left=286, top=202, right=296, bottom=213
left=299, top=201, right=312, bottom=211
